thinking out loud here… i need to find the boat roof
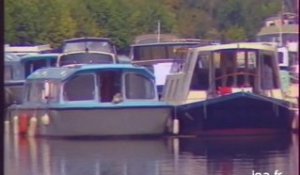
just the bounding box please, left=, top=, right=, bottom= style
left=63, top=37, right=113, bottom=43
left=193, top=42, right=278, bottom=52
left=131, top=41, right=204, bottom=47
left=27, top=64, right=154, bottom=81
left=257, top=24, right=299, bottom=36
left=5, top=44, right=52, bottom=53
left=59, top=51, right=115, bottom=57
left=20, top=53, right=60, bottom=63
left=5, top=53, right=22, bottom=62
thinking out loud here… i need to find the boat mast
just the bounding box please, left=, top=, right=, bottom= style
left=157, top=20, right=161, bottom=43
left=279, top=0, right=284, bottom=47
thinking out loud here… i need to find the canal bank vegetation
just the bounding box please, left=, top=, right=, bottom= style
left=5, top=0, right=281, bottom=52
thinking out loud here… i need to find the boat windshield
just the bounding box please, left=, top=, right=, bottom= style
left=58, top=53, right=114, bottom=66
left=125, top=73, right=155, bottom=100
left=26, top=80, right=60, bottom=103
left=190, top=49, right=280, bottom=94
left=131, top=43, right=198, bottom=61
left=63, top=41, right=114, bottom=53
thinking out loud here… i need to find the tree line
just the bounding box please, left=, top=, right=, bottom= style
left=5, top=0, right=281, bottom=52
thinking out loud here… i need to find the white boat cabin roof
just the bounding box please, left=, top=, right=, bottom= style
left=193, top=42, right=278, bottom=53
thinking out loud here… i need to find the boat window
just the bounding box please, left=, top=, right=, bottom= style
left=214, top=50, right=258, bottom=90
left=97, top=71, right=122, bottom=102
left=125, top=73, right=155, bottom=99
left=289, top=52, right=298, bottom=65
left=132, top=44, right=197, bottom=61
left=278, top=52, right=284, bottom=64
left=261, top=54, right=279, bottom=89
left=236, top=51, right=246, bottom=68
left=190, top=53, right=210, bottom=90
left=24, top=60, right=48, bottom=77
left=59, top=53, right=114, bottom=66
left=27, top=81, right=60, bottom=103
left=170, top=61, right=183, bottom=73
left=63, top=74, right=95, bottom=101
left=5, top=65, right=13, bottom=80
left=213, top=52, right=221, bottom=68
left=50, top=58, right=57, bottom=66
left=247, top=51, right=257, bottom=68
left=63, top=41, right=113, bottom=53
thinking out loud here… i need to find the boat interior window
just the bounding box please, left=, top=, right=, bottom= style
left=59, top=53, right=113, bottom=66
left=27, top=81, right=60, bottom=103
left=24, top=60, right=48, bottom=77
left=214, top=50, right=258, bottom=90
left=50, top=58, right=57, bottom=67
left=97, top=71, right=122, bottom=103
left=261, top=54, right=279, bottom=89
left=133, top=44, right=194, bottom=61
left=125, top=73, right=155, bottom=99
left=190, top=54, right=210, bottom=90
left=5, top=65, right=13, bottom=80
left=63, top=41, right=113, bottom=53
left=63, top=74, right=95, bottom=101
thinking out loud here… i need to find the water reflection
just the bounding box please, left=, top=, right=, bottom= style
left=5, top=133, right=298, bottom=175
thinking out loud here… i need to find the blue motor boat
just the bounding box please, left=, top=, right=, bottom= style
left=6, top=64, right=172, bottom=137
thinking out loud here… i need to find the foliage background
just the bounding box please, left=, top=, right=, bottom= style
left=5, top=0, right=282, bottom=52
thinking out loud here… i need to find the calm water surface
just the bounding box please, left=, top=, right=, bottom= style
left=5, top=133, right=299, bottom=175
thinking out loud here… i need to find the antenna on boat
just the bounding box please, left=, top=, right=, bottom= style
left=279, top=0, right=285, bottom=47
left=157, top=20, right=161, bottom=43
left=84, top=36, right=89, bottom=52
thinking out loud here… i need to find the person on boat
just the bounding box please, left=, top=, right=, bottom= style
left=220, top=52, right=236, bottom=87
left=261, top=55, right=274, bottom=90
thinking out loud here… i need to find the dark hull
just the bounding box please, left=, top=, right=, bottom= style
left=176, top=92, right=294, bottom=135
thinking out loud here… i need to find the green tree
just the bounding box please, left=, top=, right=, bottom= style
left=224, top=26, right=247, bottom=42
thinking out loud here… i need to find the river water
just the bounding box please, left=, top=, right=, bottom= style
left=5, top=133, right=299, bottom=175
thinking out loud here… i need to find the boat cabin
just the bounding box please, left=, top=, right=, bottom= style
left=4, top=53, right=23, bottom=81
left=5, top=53, right=59, bottom=81
left=130, top=39, right=217, bottom=96
left=5, top=53, right=59, bottom=105
left=24, top=64, right=158, bottom=104
left=163, top=42, right=284, bottom=104
left=56, top=51, right=118, bottom=67
left=62, top=37, right=117, bottom=54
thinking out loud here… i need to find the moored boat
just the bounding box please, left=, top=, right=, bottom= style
left=163, top=42, right=296, bottom=135
left=6, top=64, right=172, bottom=137
left=5, top=53, right=59, bottom=106
left=130, top=34, right=217, bottom=97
